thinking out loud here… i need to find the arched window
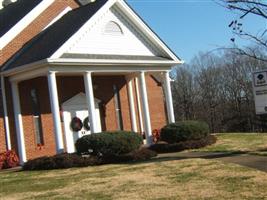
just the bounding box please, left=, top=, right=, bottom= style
left=104, top=21, right=123, bottom=35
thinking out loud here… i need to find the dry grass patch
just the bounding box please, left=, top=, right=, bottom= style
left=1, top=158, right=267, bottom=200
left=192, top=133, right=267, bottom=155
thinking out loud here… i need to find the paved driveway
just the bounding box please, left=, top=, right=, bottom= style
left=157, top=151, right=267, bottom=172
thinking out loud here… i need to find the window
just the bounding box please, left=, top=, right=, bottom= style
left=30, top=89, right=44, bottom=145
left=104, top=21, right=123, bottom=35
left=113, top=85, right=123, bottom=130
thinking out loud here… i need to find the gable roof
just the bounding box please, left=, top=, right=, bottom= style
left=0, top=0, right=42, bottom=37
left=2, top=0, right=108, bottom=71
left=2, top=0, right=182, bottom=72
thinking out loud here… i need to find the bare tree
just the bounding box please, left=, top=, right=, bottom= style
left=222, top=0, right=267, bottom=61
left=173, top=65, right=196, bottom=121
left=172, top=48, right=267, bottom=132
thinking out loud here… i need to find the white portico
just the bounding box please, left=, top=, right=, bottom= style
left=1, top=0, right=182, bottom=163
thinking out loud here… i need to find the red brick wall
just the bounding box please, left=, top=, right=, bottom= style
left=146, top=75, right=167, bottom=130
left=11, top=74, right=167, bottom=160
left=0, top=0, right=79, bottom=65
left=19, top=77, right=57, bottom=159
left=0, top=0, right=79, bottom=154
left=0, top=118, right=6, bottom=152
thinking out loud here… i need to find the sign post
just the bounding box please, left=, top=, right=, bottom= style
left=252, top=70, right=267, bottom=115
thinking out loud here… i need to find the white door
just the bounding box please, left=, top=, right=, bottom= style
left=62, top=93, right=102, bottom=153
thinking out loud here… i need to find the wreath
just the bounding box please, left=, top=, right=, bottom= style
left=70, top=117, right=83, bottom=132
left=83, top=116, right=90, bottom=131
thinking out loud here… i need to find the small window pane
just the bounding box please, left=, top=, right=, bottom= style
left=30, top=89, right=44, bottom=145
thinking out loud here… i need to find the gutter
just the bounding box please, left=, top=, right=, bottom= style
left=1, top=58, right=183, bottom=77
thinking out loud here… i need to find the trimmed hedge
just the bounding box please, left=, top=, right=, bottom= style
left=160, top=121, right=210, bottom=143
left=75, top=131, right=143, bottom=156
left=102, top=148, right=157, bottom=163
left=149, top=135, right=217, bottom=153
left=23, top=153, right=101, bottom=170
left=22, top=148, right=157, bottom=171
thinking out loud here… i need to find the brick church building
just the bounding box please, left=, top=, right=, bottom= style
left=0, top=0, right=182, bottom=164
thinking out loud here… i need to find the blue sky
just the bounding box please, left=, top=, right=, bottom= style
left=127, top=0, right=266, bottom=63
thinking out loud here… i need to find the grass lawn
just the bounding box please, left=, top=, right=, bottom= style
left=0, top=133, right=267, bottom=200
left=192, top=133, right=267, bottom=156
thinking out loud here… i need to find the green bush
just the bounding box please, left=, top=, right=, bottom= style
left=149, top=135, right=217, bottom=153
left=75, top=131, right=143, bottom=156
left=22, top=148, right=157, bottom=171
left=23, top=153, right=101, bottom=171
left=102, top=148, right=157, bottom=163
left=160, top=121, right=210, bottom=143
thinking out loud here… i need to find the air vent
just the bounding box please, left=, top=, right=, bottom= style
left=104, top=21, right=123, bottom=35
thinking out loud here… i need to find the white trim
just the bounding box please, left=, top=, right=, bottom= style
left=1, top=76, right=11, bottom=150
left=163, top=71, right=175, bottom=123
left=83, top=72, right=98, bottom=133
left=47, top=71, right=65, bottom=153
left=134, top=77, right=144, bottom=133
left=43, top=7, right=72, bottom=30
left=9, top=67, right=49, bottom=83
left=126, top=79, right=138, bottom=132
left=138, top=71, right=153, bottom=145
left=6, top=64, right=173, bottom=83
left=51, top=0, right=183, bottom=62
left=114, top=0, right=181, bottom=61
left=1, top=58, right=177, bottom=78
left=11, top=81, right=27, bottom=164
left=0, top=0, right=55, bottom=49
left=48, top=58, right=181, bottom=65
left=51, top=0, right=117, bottom=58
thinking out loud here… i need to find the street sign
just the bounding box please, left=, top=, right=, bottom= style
left=252, top=70, right=267, bottom=115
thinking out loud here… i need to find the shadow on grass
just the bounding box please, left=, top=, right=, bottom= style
left=126, top=150, right=267, bottom=173
left=3, top=149, right=267, bottom=174
left=138, top=151, right=248, bottom=164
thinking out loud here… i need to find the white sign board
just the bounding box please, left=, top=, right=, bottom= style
left=252, top=70, right=267, bottom=115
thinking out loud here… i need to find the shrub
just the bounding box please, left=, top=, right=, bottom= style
left=149, top=135, right=217, bottom=153
left=102, top=148, right=157, bottom=163
left=160, top=121, right=210, bottom=143
left=0, top=150, right=20, bottom=170
left=23, top=153, right=101, bottom=171
left=23, top=148, right=157, bottom=171
left=75, top=131, right=143, bottom=156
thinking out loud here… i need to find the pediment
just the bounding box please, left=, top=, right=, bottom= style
left=65, top=7, right=159, bottom=57
left=62, top=92, right=100, bottom=109
left=52, top=1, right=181, bottom=62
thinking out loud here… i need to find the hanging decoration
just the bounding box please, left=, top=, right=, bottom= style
left=70, top=117, right=83, bottom=132
left=83, top=116, right=90, bottom=131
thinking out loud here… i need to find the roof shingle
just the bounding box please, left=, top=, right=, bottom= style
left=2, top=0, right=108, bottom=71
left=0, top=0, right=42, bottom=37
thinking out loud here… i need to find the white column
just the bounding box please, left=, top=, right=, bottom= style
left=84, top=72, right=97, bottom=133
left=1, top=76, right=11, bottom=150
left=47, top=71, right=64, bottom=153
left=11, top=81, right=27, bottom=164
left=135, top=77, right=144, bottom=133
left=138, top=71, right=153, bottom=145
left=126, top=79, right=138, bottom=132
left=163, top=71, right=175, bottom=123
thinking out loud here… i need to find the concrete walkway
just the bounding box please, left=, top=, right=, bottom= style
left=156, top=151, right=267, bottom=173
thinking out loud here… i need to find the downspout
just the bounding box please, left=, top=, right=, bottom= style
left=1, top=75, right=11, bottom=150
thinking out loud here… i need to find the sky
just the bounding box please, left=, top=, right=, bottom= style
left=127, top=0, right=267, bottom=63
